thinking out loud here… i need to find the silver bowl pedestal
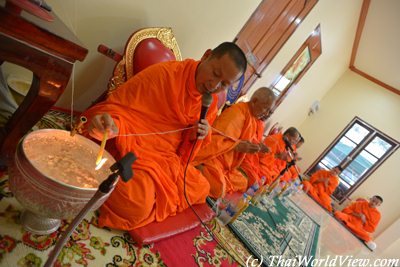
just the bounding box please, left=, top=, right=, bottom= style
left=8, top=129, right=116, bottom=235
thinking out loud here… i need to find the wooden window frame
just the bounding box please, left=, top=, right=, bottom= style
left=270, top=24, right=322, bottom=113
left=234, top=0, right=319, bottom=96
left=306, top=116, right=399, bottom=204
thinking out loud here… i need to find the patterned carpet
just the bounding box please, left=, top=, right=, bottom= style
left=229, top=197, right=320, bottom=266
left=0, top=172, right=250, bottom=266
left=0, top=110, right=319, bottom=266
left=0, top=110, right=251, bottom=267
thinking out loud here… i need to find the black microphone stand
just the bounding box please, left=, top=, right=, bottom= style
left=44, top=152, right=136, bottom=267
left=267, top=142, right=304, bottom=197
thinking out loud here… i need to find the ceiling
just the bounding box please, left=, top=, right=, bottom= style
left=351, top=0, right=400, bottom=94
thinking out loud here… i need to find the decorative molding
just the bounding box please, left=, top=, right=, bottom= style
left=350, top=0, right=370, bottom=67
left=350, top=0, right=399, bottom=95
left=350, top=66, right=400, bottom=96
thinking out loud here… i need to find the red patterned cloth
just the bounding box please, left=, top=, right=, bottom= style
left=154, top=220, right=250, bottom=266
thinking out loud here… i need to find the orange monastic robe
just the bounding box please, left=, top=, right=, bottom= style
left=258, top=133, right=288, bottom=185
left=280, top=146, right=301, bottom=183
left=193, top=102, right=264, bottom=198
left=239, top=148, right=263, bottom=187
left=82, top=60, right=218, bottom=230
left=303, top=169, right=339, bottom=212
left=280, top=165, right=300, bottom=183
left=334, top=199, right=381, bottom=242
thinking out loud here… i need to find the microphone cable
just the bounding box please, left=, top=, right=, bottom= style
left=182, top=138, right=246, bottom=267
left=265, top=207, right=297, bottom=257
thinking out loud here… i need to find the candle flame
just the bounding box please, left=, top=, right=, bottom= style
left=95, top=158, right=108, bottom=170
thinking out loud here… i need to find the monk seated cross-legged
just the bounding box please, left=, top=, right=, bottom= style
left=193, top=87, right=276, bottom=198
left=302, top=166, right=342, bottom=212
left=82, top=42, right=247, bottom=230
left=334, top=195, right=382, bottom=248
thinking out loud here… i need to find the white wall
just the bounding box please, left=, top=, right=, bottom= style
left=299, top=70, right=400, bottom=238
left=46, top=0, right=261, bottom=111
left=374, top=218, right=400, bottom=259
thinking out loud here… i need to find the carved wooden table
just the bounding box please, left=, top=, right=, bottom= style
left=0, top=0, right=88, bottom=161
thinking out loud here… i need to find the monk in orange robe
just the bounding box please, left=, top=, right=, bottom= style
left=334, top=196, right=382, bottom=242
left=280, top=136, right=304, bottom=183
left=303, top=166, right=342, bottom=212
left=193, top=87, right=275, bottom=198
left=82, top=42, right=247, bottom=230
left=256, top=127, right=301, bottom=185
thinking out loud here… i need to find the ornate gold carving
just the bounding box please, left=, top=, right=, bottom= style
left=106, top=27, right=182, bottom=95
left=124, top=27, right=182, bottom=80
left=107, top=59, right=126, bottom=93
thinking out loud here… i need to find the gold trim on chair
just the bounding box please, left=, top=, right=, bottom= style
left=108, top=27, right=182, bottom=93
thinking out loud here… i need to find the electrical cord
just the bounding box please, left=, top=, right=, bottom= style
left=183, top=138, right=245, bottom=267
left=265, top=204, right=297, bottom=257
left=260, top=157, right=300, bottom=257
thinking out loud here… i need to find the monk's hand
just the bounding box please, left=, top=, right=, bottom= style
left=89, top=113, right=119, bottom=140
left=259, top=143, right=270, bottom=153
left=294, top=152, right=303, bottom=161
left=353, top=212, right=366, bottom=224
left=275, top=151, right=289, bottom=161
left=197, top=119, right=209, bottom=140
left=235, top=140, right=260, bottom=154
left=360, top=214, right=366, bottom=224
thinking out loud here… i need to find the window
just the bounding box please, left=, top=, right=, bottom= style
left=272, top=46, right=311, bottom=96
left=306, top=117, right=399, bottom=203
left=270, top=24, right=322, bottom=112
left=234, top=0, right=319, bottom=95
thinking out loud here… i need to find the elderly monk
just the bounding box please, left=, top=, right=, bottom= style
left=257, top=127, right=301, bottom=185
left=193, top=87, right=276, bottom=198
left=334, top=196, right=382, bottom=243
left=82, top=42, right=247, bottom=230
left=303, top=166, right=342, bottom=212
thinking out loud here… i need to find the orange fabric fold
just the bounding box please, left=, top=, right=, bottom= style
left=256, top=133, right=288, bottom=185
left=334, top=199, right=381, bottom=242
left=239, top=150, right=262, bottom=187
left=193, top=102, right=264, bottom=198
left=303, top=169, right=339, bottom=212
left=82, top=60, right=218, bottom=230
left=280, top=161, right=301, bottom=183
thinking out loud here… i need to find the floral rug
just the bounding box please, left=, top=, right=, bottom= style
left=0, top=170, right=251, bottom=267
left=0, top=109, right=251, bottom=267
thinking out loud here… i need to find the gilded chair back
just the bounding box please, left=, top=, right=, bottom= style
left=105, top=27, right=182, bottom=96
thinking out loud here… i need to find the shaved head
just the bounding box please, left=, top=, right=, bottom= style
left=249, top=87, right=276, bottom=119
left=210, top=42, right=247, bottom=74
left=283, top=127, right=301, bottom=146
left=251, top=87, right=276, bottom=102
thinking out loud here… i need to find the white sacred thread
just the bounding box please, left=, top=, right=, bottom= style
left=210, top=126, right=238, bottom=142
left=116, top=126, right=240, bottom=141
left=117, top=126, right=196, bottom=137
left=70, top=64, right=75, bottom=130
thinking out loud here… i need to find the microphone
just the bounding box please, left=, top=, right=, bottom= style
left=197, top=93, right=213, bottom=137
left=283, top=136, right=295, bottom=162
left=283, top=136, right=294, bottom=152
left=199, top=93, right=213, bottom=121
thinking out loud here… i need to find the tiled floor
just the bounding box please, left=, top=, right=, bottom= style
left=290, top=193, right=373, bottom=259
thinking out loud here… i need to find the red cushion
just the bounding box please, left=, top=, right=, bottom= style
left=129, top=203, right=215, bottom=244
left=132, top=38, right=176, bottom=74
